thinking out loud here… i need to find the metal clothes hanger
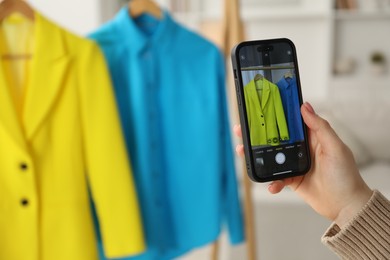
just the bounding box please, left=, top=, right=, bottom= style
left=284, top=70, right=294, bottom=79
left=254, top=74, right=264, bottom=91
left=128, top=0, right=163, bottom=19
left=254, top=73, right=263, bottom=81
left=0, top=0, right=34, bottom=60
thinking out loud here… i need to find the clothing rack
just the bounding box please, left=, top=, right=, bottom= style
left=241, top=65, right=294, bottom=71
left=222, top=0, right=258, bottom=259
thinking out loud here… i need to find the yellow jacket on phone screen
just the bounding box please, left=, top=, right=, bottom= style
left=0, top=12, right=145, bottom=260
left=244, top=78, right=289, bottom=146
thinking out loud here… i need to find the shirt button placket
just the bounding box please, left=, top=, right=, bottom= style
left=150, top=118, right=161, bottom=208
left=150, top=50, right=168, bottom=244
left=145, top=46, right=163, bottom=209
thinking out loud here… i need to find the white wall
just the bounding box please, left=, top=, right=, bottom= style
left=29, top=0, right=101, bottom=35
left=244, top=18, right=332, bottom=102
left=240, top=0, right=333, bottom=102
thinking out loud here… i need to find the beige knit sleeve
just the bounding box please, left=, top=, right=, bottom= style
left=321, top=190, right=390, bottom=259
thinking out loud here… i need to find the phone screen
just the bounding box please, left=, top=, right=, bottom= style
left=234, top=39, right=310, bottom=181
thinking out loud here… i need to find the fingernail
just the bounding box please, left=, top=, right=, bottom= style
left=304, top=102, right=315, bottom=114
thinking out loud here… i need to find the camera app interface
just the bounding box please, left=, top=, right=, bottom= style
left=239, top=42, right=309, bottom=178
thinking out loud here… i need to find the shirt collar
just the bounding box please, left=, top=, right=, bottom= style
left=279, top=76, right=297, bottom=88
left=113, top=7, right=174, bottom=53
left=278, top=77, right=289, bottom=89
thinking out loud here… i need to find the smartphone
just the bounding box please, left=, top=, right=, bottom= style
left=231, top=38, right=311, bottom=182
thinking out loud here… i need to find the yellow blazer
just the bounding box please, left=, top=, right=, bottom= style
left=244, top=78, right=289, bottom=146
left=0, top=13, right=145, bottom=260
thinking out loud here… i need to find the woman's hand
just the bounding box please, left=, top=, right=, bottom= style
left=234, top=102, right=373, bottom=228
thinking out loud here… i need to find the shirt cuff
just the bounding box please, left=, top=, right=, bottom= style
left=321, top=190, right=390, bottom=260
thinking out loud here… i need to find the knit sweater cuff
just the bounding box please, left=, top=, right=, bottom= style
left=321, top=190, right=390, bottom=259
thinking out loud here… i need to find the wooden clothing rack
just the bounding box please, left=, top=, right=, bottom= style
left=213, top=0, right=258, bottom=259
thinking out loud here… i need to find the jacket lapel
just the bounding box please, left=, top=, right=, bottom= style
left=0, top=61, right=27, bottom=151
left=247, top=80, right=262, bottom=112
left=23, top=13, right=70, bottom=140
left=261, top=79, right=270, bottom=109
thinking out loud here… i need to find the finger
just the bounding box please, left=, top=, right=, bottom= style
left=268, top=180, right=286, bottom=194
left=284, top=176, right=305, bottom=191
left=282, top=177, right=294, bottom=186
left=307, top=127, right=318, bottom=150
left=233, top=124, right=242, bottom=137
left=301, top=102, right=341, bottom=150
left=235, top=144, right=244, bottom=156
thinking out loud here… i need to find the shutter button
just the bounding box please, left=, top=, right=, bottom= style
left=275, top=152, right=286, bottom=165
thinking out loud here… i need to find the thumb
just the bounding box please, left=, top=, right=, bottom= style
left=301, top=102, right=341, bottom=150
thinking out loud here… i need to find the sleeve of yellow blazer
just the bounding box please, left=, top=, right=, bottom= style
left=77, top=42, right=145, bottom=257
left=272, top=86, right=289, bottom=141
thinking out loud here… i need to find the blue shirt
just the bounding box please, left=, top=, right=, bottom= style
left=276, top=77, right=304, bottom=143
left=89, top=8, right=244, bottom=260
